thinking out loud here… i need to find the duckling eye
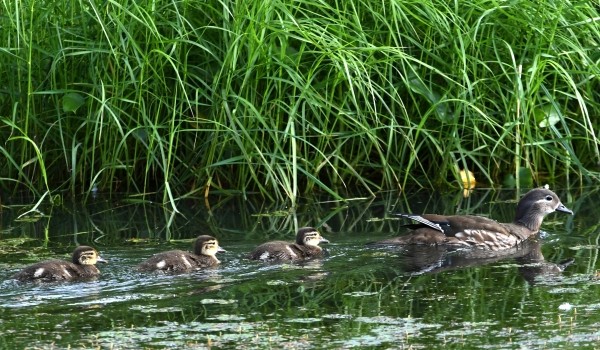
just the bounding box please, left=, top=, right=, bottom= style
left=545, top=195, right=553, bottom=201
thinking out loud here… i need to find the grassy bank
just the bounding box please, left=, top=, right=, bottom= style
left=1, top=0, right=598, bottom=204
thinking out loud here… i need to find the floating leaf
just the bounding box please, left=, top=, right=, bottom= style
left=13, top=209, right=45, bottom=222
left=343, top=291, right=378, bottom=297
left=200, top=299, right=237, bottom=305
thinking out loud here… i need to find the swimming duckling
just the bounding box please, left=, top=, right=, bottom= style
left=372, top=186, right=573, bottom=251
left=12, top=246, right=107, bottom=282
left=137, top=235, right=225, bottom=273
left=248, top=227, right=330, bottom=262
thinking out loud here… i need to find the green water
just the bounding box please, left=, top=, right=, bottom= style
left=0, top=188, right=599, bottom=349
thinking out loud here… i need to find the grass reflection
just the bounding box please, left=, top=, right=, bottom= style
left=0, top=188, right=598, bottom=348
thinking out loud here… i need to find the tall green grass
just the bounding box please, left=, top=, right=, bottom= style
left=1, top=0, right=598, bottom=204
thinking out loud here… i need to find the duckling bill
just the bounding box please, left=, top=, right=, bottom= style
left=373, top=186, right=573, bottom=251
left=137, top=235, right=225, bottom=273
left=12, top=246, right=107, bottom=282
left=248, top=227, right=330, bottom=262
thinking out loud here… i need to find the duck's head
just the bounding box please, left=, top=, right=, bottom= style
left=73, top=246, right=107, bottom=265
left=514, top=186, right=573, bottom=231
left=194, top=235, right=226, bottom=257
left=296, top=227, right=330, bottom=247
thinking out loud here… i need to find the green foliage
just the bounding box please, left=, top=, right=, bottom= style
left=1, top=0, right=599, bottom=204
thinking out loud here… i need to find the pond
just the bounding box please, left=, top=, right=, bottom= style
left=0, top=187, right=599, bottom=349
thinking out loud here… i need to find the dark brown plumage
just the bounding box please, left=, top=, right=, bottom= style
left=137, top=235, right=225, bottom=273
left=12, top=246, right=107, bottom=282
left=373, top=186, right=573, bottom=251
left=248, top=227, right=330, bottom=262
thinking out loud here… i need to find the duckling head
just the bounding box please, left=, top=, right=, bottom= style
left=73, top=246, right=107, bottom=265
left=195, top=235, right=226, bottom=256
left=296, top=227, right=330, bottom=247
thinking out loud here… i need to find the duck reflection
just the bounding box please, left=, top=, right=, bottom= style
left=392, top=238, right=573, bottom=283
left=515, top=241, right=574, bottom=284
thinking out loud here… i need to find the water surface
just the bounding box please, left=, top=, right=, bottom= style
left=0, top=188, right=598, bottom=349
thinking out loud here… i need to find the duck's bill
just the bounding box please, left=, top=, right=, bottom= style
left=556, top=204, right=574, bottom=215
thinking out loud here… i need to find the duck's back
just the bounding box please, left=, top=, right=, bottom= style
left=438, top=215, right=528, bottom=250
left=249, top=241, right=325, bottom=262
left=12, top=260, right=100, bottom=282
left=378, top=214, right=526, bottom=250
left=248, top=241, right=296, bottom=261
left=137, top=250, right=219, bottom=272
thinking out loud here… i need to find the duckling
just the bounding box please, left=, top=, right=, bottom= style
left=137, top=235, right=225, bottom=273
left=373, top=186, right=573, bottom=251
left=248, top=227, right=330, bottom=262
left=12, top=246, right=107, bottom=282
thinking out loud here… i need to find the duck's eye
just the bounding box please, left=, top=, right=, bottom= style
left=545, top=195, right=553, bottom=201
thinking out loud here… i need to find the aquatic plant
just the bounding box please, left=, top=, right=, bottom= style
left=1, top=0, right=598, bottom=204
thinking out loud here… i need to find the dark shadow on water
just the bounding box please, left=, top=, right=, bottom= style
left=381, top=238, right=574, bottom=284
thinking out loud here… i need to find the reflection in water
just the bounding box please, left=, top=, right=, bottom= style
left=390, top=238, right=573, bottom=283
left=515, top=241, right=574, bottom=284
left=0, top=188, right=596, bottom=349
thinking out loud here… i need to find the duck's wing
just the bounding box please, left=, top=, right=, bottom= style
left=186, top=252, right=219, bottom=268
left=394, top=213, right=448, bottom=233
left=12, top=260, right=78, bottom=282
left=393, top=213, right=521, bottom=250
left=248, top=241, right=299, bottom=261
left=137, top=250, right=197, bottom=272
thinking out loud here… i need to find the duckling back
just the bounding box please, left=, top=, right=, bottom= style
left=12, top=260, right=101, bottom=282
left=248, top=241, right=326, bottom=262
left=248, top=227, right=330, bottom=262
left=137, top=235, right=224, bottom=273
left=137, top=250, right=220, bottom=272
left=12, top=246, right=106, bottom=282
